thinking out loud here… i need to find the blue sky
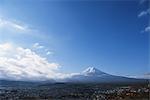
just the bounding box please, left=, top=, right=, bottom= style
left=0, top=0, right=149, bottom=77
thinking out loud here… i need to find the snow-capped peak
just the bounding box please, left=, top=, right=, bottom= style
left=83, top=67, right=97, bottom=73
left=82, top=67, right=107, bottom=76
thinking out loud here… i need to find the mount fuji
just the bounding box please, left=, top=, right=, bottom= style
left=61, top=67, right=148, bottom=83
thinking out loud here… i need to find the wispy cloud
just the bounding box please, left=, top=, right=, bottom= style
left=144, top=26, right=150, bottom=32
left=33, top=43, right=44, bottom=49
left=138, top=8, right=150, bottom=17
left=0, top=43, right=61, bottom=81
left=141, top=26, right=150, bottom=33
left=33, top=43, right=54, bottom=56
left=0, top=18, right=33, bottom=33
left=46, top=51, right=53, bottom=55
left=0, top=16, right=52, bottom=42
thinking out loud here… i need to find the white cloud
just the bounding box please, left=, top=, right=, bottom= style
left=141, top=26, right=150, bottom=33
left=0, top=17, right=34, bottom=33
left=33, top=43, right=44, bottom=49
left=144, top=26, right=150, bottom=32
left=138, top=8, right=150, bottom=17
left=0, top=43, right=12, bottom=51
left=0, top=17, right=49, bottom=40
left=0, top=43, right=62, bottom=81
left=33, top=43, right=54, bottom=56
left=46, top=51, right=53, bottom=55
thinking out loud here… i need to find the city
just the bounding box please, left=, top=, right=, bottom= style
left=0, top=81, right=149, bottom=100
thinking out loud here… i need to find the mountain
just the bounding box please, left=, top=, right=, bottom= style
left=61, top=67, right=148, bottom=83
left=0, top=67, right=148, bottom=84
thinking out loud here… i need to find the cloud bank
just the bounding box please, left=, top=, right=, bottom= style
left=0, top=43, right=62, bottom=81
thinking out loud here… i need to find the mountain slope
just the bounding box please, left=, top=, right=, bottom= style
left=62, top=67, right=148, bottom=83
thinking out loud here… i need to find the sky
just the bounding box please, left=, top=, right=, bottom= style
left=0, top=0, right=149, bottom=80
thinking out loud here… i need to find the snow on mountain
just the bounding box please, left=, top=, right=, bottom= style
left=82, top=67, right=108, bottom=76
